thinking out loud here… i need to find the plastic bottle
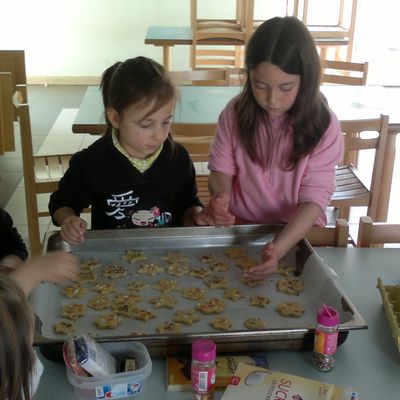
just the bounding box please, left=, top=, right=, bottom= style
left=313, top=304, right=340, bottom=371
left=191, top=339, right=216, bottom=395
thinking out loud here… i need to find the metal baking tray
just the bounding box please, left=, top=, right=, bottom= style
left=32, top=224, right=367, bottom=356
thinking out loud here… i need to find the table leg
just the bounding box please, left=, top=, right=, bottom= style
left=162, top=46, right=172, bottom=70
left=376, top=129, right=398, bottom=221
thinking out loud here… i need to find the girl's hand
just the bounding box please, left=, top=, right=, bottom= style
left=61, top=215, right=87, bottom=245
left=28, top=251, right=80, bottom=283
left=10, top=251, right=80, bottom=295
left=202, top=193, right=235, bottom=227
left=243, top=241, right=279, bottom=279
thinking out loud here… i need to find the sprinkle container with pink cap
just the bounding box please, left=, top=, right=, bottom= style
left=313, top=304, right=340, bottom=371
left=191, top=339, right=216, bottom=394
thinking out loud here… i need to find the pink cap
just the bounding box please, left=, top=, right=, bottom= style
left=317, top=304, right=340, bottom=326
left=192, top=339, right=216, bottom=362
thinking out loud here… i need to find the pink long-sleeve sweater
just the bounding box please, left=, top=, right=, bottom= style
left=208, top=99, right=344, bottom=226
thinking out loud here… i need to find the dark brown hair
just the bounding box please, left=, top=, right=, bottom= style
left=100, top=56, right=176, bottom=139
left=0, top=275, right=35, bottom=400
left=235, top=16, right=331, bottom=169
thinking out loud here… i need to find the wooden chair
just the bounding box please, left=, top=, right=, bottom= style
left=357, top=216, right=400, bottom=247
left=192, top=46, right=245, bottom=70
left=305, top=219, right=349, bottom=247
left=171, top=122, right=216, bottom=206
left=169, top=69, right=230, bottom=86
left=9, top=85, right=74, bottom=254
left=191, top=0, right=252, bottom=42
left=0, top=50, right=27, bottom=123
left=0, top=72, right=14, bottom=155
left=330, top=115, right=389, bottom=222
left=321, top=59, right=368, bottom=85
left=293, top=0, right=358, bottom=61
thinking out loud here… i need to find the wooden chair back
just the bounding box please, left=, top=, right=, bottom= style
left=305, top=219, right=349, bottom=247
left=169, top=69, right=230, bottom=86
left=0, top=50, right=27, bottom=121
left=330, top=115, right=389, bottom=222
left=171, top=122, right=216, bottom=205
left=321, top=59, right=368, bottom=85
left=12, top=86, right=74, bottom=254
left=192, top=46, right=245, bottom=70
left=357, top=216, right=400, bottom=247
left=0, top=72, right=15, bottom=155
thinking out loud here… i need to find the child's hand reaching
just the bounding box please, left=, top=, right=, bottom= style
left=10, top=251, right=80, bottom=295
left=61, top=215, right=87, bottom=245
left=243, top=241, right=279, bottom=280
left=201, top=193, right=236, bottom=227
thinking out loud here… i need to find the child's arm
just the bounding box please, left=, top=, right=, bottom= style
left=53, top=207, right=87, bottom=245
left=9, top=251, right=80, bottom=295
left=244, top=202, right=321, bottom=279
left=200, top=171, right=236, bottom=227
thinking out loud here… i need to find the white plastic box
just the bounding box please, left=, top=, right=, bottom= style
left=66, top=341, right=152, bottom=400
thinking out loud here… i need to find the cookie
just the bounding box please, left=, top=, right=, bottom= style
left=137, top=263, right=164, bottom=276
left=166, top=262, right=189, bottom=277
left=241, top=278, right=265, bottom=287
left=189, top=268, right=212, bottom=279
left=114, top=293, right=143, bottom=305
left=173, top=309, right=201, bottom=325
left=244, top=317, right=267, bottom=330
left=80, top=259, right=102, bottom=270
left=149, top=295, right=178, bottom=309
left=276, top=301, right=305, bottom=317
left=112, top=302, right=138, bottom=317
left=223, top=288, right=245, bottom=301
left=276, top=278, right=304, bottom=295
left=276, top=263, right=296, bottom=276
left=156, top=321, right=181, bottom=334
left=211, top=260, right=230, bottom=272
left=93, top=283, right=116, bottom=295
left=74, top=270, right=97, bottom=284
left=197, top=254, right=217, bottom=263
left=203, top=275, right=229, bottom=289
left=95, top=313, right=121, bottom=329
left=224, top=247, right=247, bottom=259
left=133, top=308, right=156, bottom=322
left=53, top=320, right=75, bottom=334
left=122, top=249, right=147, bottom=264
left=87, top=295, right=112, bottom=310
left=235, top=256, right=258, bottom=270
left=60, top=303, right=86, bottom=320
left=103, top=264, right=128, bottom=279
left=153, top=279, right=178, bottom=293
left=211, top=316, right=232, bottom=331
left=128, top=281, right=149, bottom=292
left=161, top=251, right=188, bottom=264
left=182, top=287, right=205, bottom=301
left=196, top=298, right=225, bottom=314
left=249, top=295, right=271, bottom=308
left=62, top=284, right=87, bottom=299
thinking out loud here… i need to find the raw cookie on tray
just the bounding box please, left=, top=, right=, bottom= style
left=60, top=303, right=86, bottom=320
left=276, top=301, right=305, bottom=317
left=211, top=316, right=233, bottom=331
left=95, top=312, right=122, bottom=329
left=172, top=309, right=201, bottom=325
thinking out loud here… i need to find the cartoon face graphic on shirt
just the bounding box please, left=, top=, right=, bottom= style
left=131, top=209, right=156, bottom=226
left=131, top=207, right=172, bottom=227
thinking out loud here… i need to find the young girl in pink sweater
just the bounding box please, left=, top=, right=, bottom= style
left=204, top=17, right=343, bottom=278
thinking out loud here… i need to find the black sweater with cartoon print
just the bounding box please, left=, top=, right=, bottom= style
left=49, top=135, right=202, bottom=229
left=0, top=207, right=28, bottom=261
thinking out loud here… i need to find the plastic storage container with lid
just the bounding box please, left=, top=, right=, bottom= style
left=66, top=341, right=152, bottom=400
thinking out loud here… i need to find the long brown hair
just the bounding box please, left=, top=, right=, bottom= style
left=100, top=56, right=177, bottom=146
left=0, top=275, right=35, bottom=400
left=235, top=16, right=331, bottom=169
